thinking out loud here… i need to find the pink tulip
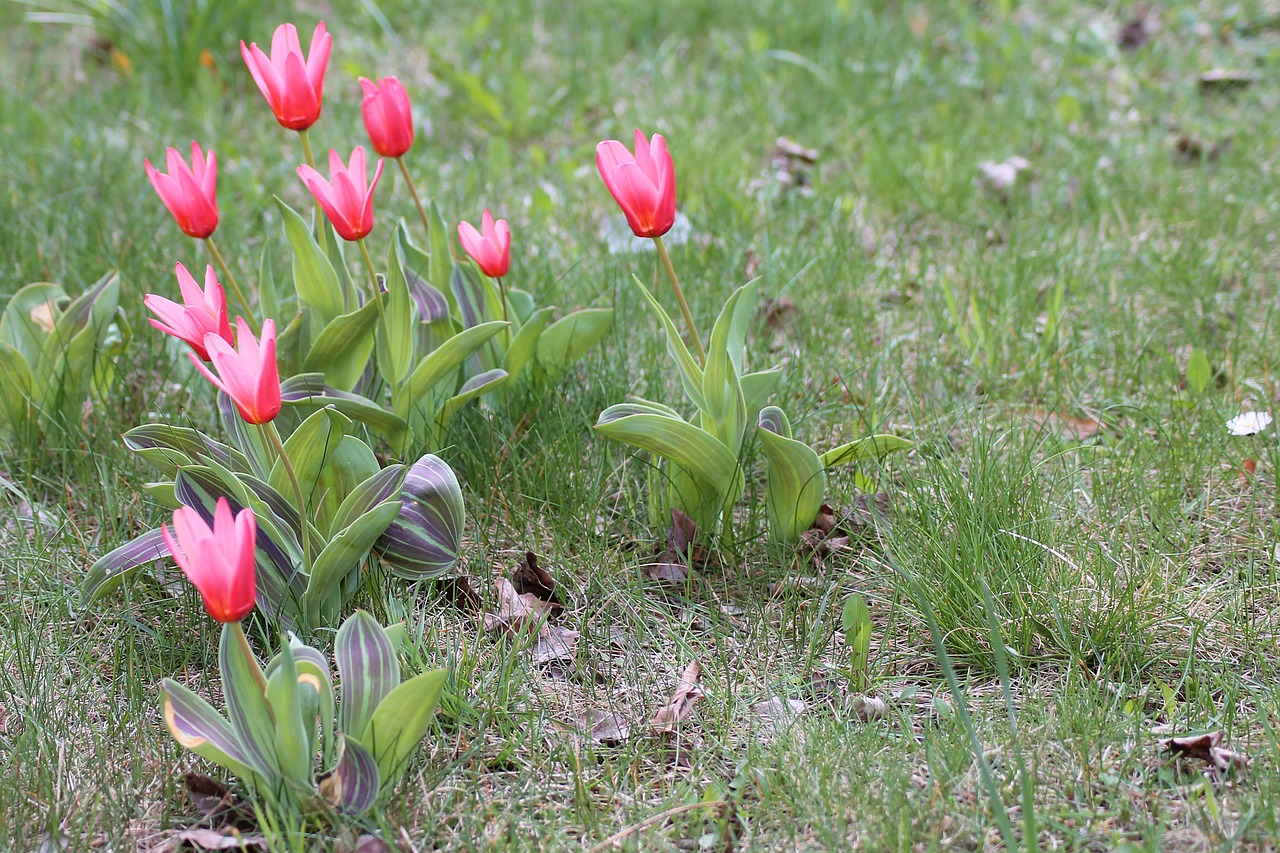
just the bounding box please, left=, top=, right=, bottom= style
left=144, top=264, right=234, bottom=361
left=359, top=76, right=415, bottom=158
left=596, top=130, right=677, bottom=239
left=457, top=210, right=511, bottom=278
left=162, top=498, right=257, bottom=623
left=191, top=318, right=281, bottom=425
left=240, top=22, right=331, bottom=131
left=296, top=146, right=384, bottom=242
left=145, top=142, right=219, bottom=239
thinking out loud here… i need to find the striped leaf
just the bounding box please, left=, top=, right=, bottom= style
left=757, top=406, right=826, bottom=544
left=320, top=735, right=380, bottom=814
left=302, top=299, right=379, bottom=392
left=534, top=307, right=614, bottom=383
left=280, top=373, right=409, bottom=447
left=305, top=500, right=401, bottom=621
left=594, top=405, right=739, bottom=495
left=160, top=678, right=269, bottom=784
left=264, top=638, right=312, bottom=785
left=219, top=624, right=278, bottom=780
left=364, top=669, right=447, bottom=795
left=336, top=611, right=399, bottom=741
left=819, top=435, right=914, bottom=469
left=81, top=527, right=168, bottom=603
left=123, top=423, right=247, bottom=477
left=629, top=276, right=704, bottom=411
left=374, top=454, right=464, bottom=580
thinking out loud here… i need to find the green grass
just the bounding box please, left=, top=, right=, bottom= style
left=3, top=0, right=1280, bottom=848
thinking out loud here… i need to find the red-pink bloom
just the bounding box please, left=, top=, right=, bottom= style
left=595, top=130, right=677, bottom=239
left=145, top=263, right=235, bottom=361
left=191, top=318, right=281, bottom=425
left=296, top=146, right=384, bottom=242
left=457, top=210, right=511, bottom=278
left=359, top=76, right=415, bottom=158
left=145, top=142, right=219, bottom=239
left=240, top=22, right=331, bottom=131
left=162, top=498, right=257, bottom=623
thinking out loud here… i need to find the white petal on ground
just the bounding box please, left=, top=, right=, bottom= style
left=1226, top=411, right=1273, bottom=436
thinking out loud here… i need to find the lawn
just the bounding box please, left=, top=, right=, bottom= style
left=2, top=0, right=1280, bottom=850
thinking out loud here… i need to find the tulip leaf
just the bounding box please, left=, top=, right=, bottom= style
left=594, top=405, right=739, bottom=495
left=435, top=368, right=507, bottom=435
left=0, top=340, right=33, bottom=432
left=503, top=306, right=553, bottom=384
left=264, top=638, right=312, bottom=785
left=219, top=392, right=274, bottom=479
left=450, top=265, right=504, bottom=372
left=280, top=374, right=409, bottom=447
left=701, top=282, right=753, bottom=451
left=276, top=197, right=345, bottom=325
left=336, top=610, right=400, bottom=742
left=35, top=270, right=120, bottom=427
left=757, top=406, right=827, bottom=544
left=160, top=678, right=269, bottom=784
left=219, top=623, right=279, bottom=778
left=123, top=423, right=248, bottom=478
left=81, top=527, right=169, bottom=603
left=320, top=734, right=381, bottom=814
left=304, top=499, right=401, bottom=619
left=427, top=202, right=453, bottom=294
left=143, top=481, right=181, bottom=508
left=375, top=454, right=464, bottom=580
left=269, top=408, right=351, bottom=511
left=362, top=669, right=448, bottom=795
left=629, top=276, right=705, bottom=410
left=377, top=235, right=415, bottom=387
left=740, top=368, right=783, bottom=419
left=331, top=465, right=408, bottom=536
left=0, top=282, right=65, bottom=367
left=394, top=320, right=507, bottom=437
left=303, top=299, right=379, bottom=392
left=534, top=307, right=614, bottom=382
left=819, top=435, right=914, bottom=469
left=307, top=435, right=381, bottom=536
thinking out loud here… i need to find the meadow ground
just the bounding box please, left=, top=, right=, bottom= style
left=2, top=0, right=1280, bottom=849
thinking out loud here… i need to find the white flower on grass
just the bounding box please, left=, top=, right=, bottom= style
left=1226, top=411, right=1273, bottom=436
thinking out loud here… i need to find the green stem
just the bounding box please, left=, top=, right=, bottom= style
left=396, top=156, right=432, bottom=241
left=653, top=235, right=705, bottom=364
left=357, top=237, right=389, bottom=337
left=262, top=420, right=311, bottom=574
left=228, top=621, right=267, bottom=692
left=203, top=238, right=257, bottom=333
left=298, top=129, right=329, bottom=256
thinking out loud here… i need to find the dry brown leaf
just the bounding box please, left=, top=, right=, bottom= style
left=183, top=773, right=255, bottom=831
left=436, top=575, right=481, bottom=613
left=760, top=296, right=797, bottom=330
left=1031, top=410, right=1102, bottom=440
left=851, top=695, right=888, bottom=722
left=1118, top=8, right=1155, bottom=50
left=175, top=828, right=268, bottom=851
left=645, top=509, right=710, bottom=581
left=579, top=709, right=632, bottom=745
left=650, top=661, right=703, bottom=733
left=483, top=577, right=553, bottom=635
left=1238, top=458, right=1258, bottom=486
left=1159, top=730, right=1249, bottom=775
left=750, top=696, right=806, bottom=738
left=512, top=551, right=560, bottom=608
left=1173, top=134, right=1231, bottom=163
left=530, top=624, right=580, bottom=665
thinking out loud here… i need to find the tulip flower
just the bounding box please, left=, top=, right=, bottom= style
left=145, top=263, right=234, bottom=361
left=240, top=22, right=331, bottom=132
left=161, top=498, right=257, bottom=623
left=191, top=318, right=281, bottom=425
left=458, top=210, right=511, bottom=279
left=359, top=76, right=415, bottom=158
left=145, top=142, right=219, bottom=239
left=596, top=130, right=676, bottom=239
left=296, top=146, right=385, bottom=242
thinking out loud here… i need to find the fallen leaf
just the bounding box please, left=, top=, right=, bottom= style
left=437, top=576, right=481, bottom=613
left=743, top=247, right=763, bottom=281
left=579, top=709, right=632, bottom=746
left=645, top=509, right=710, bottom=581
left=352, top=834, right=395, bottom=853
left=512, top=551, right=561, bottom=609
left=798, top=496, right=887, bottom=560
left=750, top=696, right=806, bottom=738
left=1159, top=730, right=1249, bottom=775
left=483, top=578, right=553, bottom=635
left=1173, top=133, right=1231, bottom=163
left=530, top=624, right=579, bottom=664
left=1030, top=410, right=1102, bottom=440
left=183, top=772, right=256, bottom=831
left=1238, top=458, right=1258, bottom=486
left=1199, top=69, right=1258, bottom=91
left=760, top=296, right=797, bottom=330
left=851, top=695, right=888, bottom=722
left=175, top=828, right=268, bottom=851
left=977, top=156, right=1032, bottom=198
left=650, top=661, right=704, bottom=733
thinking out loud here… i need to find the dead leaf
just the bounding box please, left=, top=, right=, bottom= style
left=183, top=772, right=255, bottom=831
left=760, top=296, right=797, bottom=330
left=799, top=496, right=887, bottom=560
left=1238, top=458, right=1258, bottom=486
left=744, top=247, right=763, bottom=281
left=1159, top=730, right=1249, bottom=775
left=512, top=551, right=561, bottom=608
left=579, top=709, right=632, bottom=746
left=175, top=828, right=268, bottom=851
left=650, top=661, right=704, bottom=733
left=1199, top=69, right=1258, bottom=91
left=352, top=835, right=395, bottom=853
left=645, top=509, right=710, bottom=581
left=1030, top=410, right=1102, bottom=440
left=530, top=624, right=580, bottom=664
left=977, top=156, right=1032, bottom=197
left=1173, top=133, right=1231, bottom=163
left=437, top=576, right=481, bottom=613
left=750, top=696, right=806, bottom=738
left=851, top=695, right=888, bottom=722
left=1118, top=8, right=1155, bottom=50
left=483, top=578, right=553, bottom=634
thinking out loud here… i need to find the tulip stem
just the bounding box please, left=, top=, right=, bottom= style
left=653, top=235, right=705, bottom=364
left=262, top=421, right=312, bottom=574
left=496, top=276, right=509, bottom=325
left=203, top=238, right=257, bottom=334
left=396, top=156, right=432, bottom=241
left=228, top=621, right=268, bottom=693
left=356, top=237, right=390, bottom=338
left=298, top=129, right=329, bottom=256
